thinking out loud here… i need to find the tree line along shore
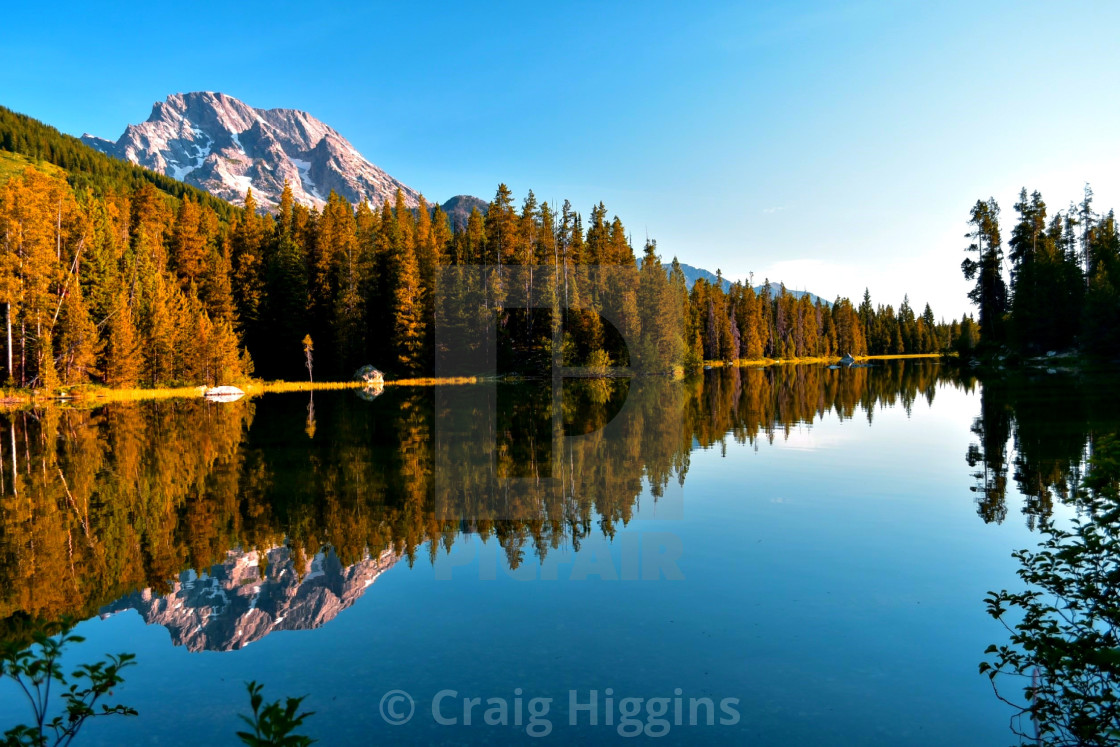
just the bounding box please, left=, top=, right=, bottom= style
left=0, top=104, right=981, bottom=399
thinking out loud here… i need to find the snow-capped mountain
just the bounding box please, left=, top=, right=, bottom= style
left=81, top=91, right=422, bottom=210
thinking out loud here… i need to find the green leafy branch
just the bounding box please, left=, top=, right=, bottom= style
left=1, top=620, right=136, bottom=747
left=2, top=620, right=317, bottom=746
left=981, top=436, right=1120, bottom=746
left=236, top=680, right=315, bottom=746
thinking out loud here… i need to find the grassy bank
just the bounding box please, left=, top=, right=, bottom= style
left=703, top=353, right=947, bottom=368
left=0, top=375, right=482, bottom=409
left=0, top=355, right=952, bottom=409
left=248, top=377, right=479, bottom=392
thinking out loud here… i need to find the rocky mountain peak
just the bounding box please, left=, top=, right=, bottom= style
left=81, top=91, right=422, bottom=211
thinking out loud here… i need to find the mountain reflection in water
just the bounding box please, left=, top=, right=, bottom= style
left=0, top=360, right=1116, bottom=652
left=101, top=546, right=397, bottom=652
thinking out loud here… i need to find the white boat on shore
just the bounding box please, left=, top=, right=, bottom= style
left=202, top=385, right=245, bottom=403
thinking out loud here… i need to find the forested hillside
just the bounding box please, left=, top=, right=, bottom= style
left=0, top=107, right=964, bottom=390
left=0, top=106, right=235, bottom=219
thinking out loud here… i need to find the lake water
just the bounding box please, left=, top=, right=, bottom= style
left=0, top=362, right=1111, bottom=745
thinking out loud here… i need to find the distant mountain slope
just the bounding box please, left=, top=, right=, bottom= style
left=81, top=91, right=423, bottom=210
left=752, top=281, right=829, bottom=307
left=675, top=263, right=731, bottom=291
left=671, top=263, right=828, bottom=305
left=441, top=194, right=488, bottom=229
left=0, top=150, right=65, bottom=181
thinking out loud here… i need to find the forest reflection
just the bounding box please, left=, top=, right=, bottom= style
left=965, top=367, right=1120, bottom=528
left=0, top=361, right=1109, bottom=646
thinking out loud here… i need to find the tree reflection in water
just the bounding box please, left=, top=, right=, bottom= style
left=0, top=359, right=1116, bottom=674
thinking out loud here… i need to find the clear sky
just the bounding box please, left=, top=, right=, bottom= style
left=3, top=0, right=1119, bottom=317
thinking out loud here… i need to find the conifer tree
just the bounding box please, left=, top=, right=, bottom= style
left=667, top=258, right=698, bottom=368
left=637, top=240, right=674, bottom=370
left=263, top=182, right=310, bottom=379
left=486, top=184, right=517, bottom=270
left=207, top=316, right=245, bottom=385
left=321, top=192, right=362, bottom=370
left=1083, top=210, right=1120, bottom=355
left=230, top=189, right=267, bottom=343
left=430, top=204, right=452, bottom=266
left=739, top=285, right=764, bottom=359
left=584, top=203, right=609, bottom=266
left=36, top=332, right=59, bottom=390
left=170, top=197, right=208, bottom=289
left=56, top=277, right=99, bottom=384
left=393, top=237, right=425, bottom=374
left=143, top=274, right=176, bottom=385
left=962, top=198, right=1007, bottom=346
left=105, top=292, right=141, bottom=388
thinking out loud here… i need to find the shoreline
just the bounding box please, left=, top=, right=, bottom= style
left=0, top=355, right=959, bottom=409
left=0, top=376, right=482, bottom=409
left=704, top=353, right=948, bottom=368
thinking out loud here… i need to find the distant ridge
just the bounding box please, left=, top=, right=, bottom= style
left=441, top=194, right=488, bottom=229
left=752, top=281, right=829, bottom=307
left=672, top=263, right=828, bottom=305
left=674, top=262, right=729, bottom=291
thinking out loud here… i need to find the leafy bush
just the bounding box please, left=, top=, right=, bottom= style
left=2, top=625, right=316, bottom=746
left=982, top=436, right=1120, bottom=745
left=236, top=681, right=315, bottom=746
left=0, top=622, right=136, bottom=746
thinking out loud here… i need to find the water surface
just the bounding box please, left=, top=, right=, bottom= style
left=0, top=362, right=1111, bottom=744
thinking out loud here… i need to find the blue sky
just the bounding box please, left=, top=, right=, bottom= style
left=3, top=0, right=1119, bottom=317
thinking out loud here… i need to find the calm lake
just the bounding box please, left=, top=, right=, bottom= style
left=0, top=361, right=1112, bottom=745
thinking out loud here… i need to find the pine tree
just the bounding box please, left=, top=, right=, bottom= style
left=962, top=198, right=1008, bottom=346
left=667, top=258, right=699, bottom=368
left=143, top=274, right=176, bottom=385
left=857, top=289, right=873, bottom=348
left=36, top=332, right=59, bottom=390
left=1008, top=189, right=1056, bottom=350
left=430, top=204, right=452, bottom=266
left=1083, top=210, right=1120, bottom=355
left=170, top=197, right=208, bottom=289
left=637, top=240, right=672, bottom=370
left=393, top=238, right=425, bottom=373
left=486, top=184, right=517, bottom=270
left=208, top=316, right=245, bottom=385
left=176, top=286, right=208, bottom=384
left=584, top=202, right=609, bottom=266
left=319, top=192, right=362, bottom=370
left=56, top=277, right=99, bottom=384
left=105, top=292, right=141, bottom=388
left=741, top=285, right=764, bottom=359
left=230, top=189, right=267, bottom=342
left=200, top=232, right=237, bottom=326
left=264, top=182, right=310, bottom=379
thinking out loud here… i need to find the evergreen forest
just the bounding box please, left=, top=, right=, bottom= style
left=962, top=185, right=1120, bottom=356
left=0, top=106, right=967, bottom=390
